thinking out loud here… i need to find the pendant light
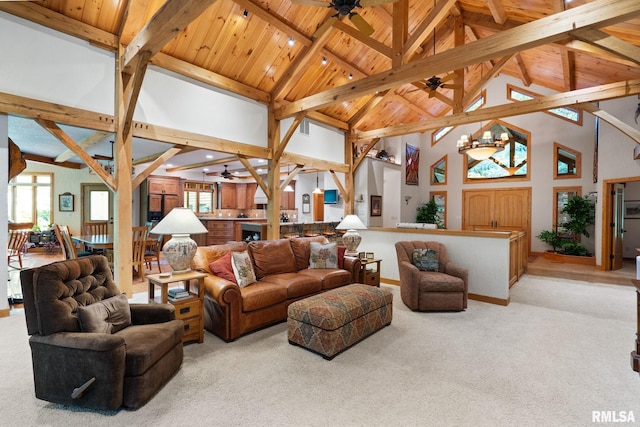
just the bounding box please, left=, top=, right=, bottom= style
left=283, top=165, right=294, bottom=192
left=313, top=170, right=322, bottom=194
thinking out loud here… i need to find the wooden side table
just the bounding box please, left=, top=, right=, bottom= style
left=632, top=279, right=640, bottom=375
left=359, top=259, right=381, bottom=287
left=147, top=271, right=207, bottom=344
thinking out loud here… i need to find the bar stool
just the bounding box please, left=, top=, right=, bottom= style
left=284, top=233, right=299, bottom=238
left=304, top=232, right=320, bottom=237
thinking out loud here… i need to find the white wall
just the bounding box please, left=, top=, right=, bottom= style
left=1, top=114, right=8, bottom=312
left=0, top=13, right=114, bottom=114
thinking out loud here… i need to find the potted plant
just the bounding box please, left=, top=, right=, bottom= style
left=537, top=195, right=595, bottom=264
left=416, top=199, right=443, bottom=228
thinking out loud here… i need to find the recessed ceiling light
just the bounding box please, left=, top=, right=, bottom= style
left=166, top=164, right=173, bottom=167
left=203, top=168, right=209, bottom=172
left=206, top=154, right=213, bottom=159
left=348, top=73, right=353, bottom=79
left=288, top=37, right=294, bottom=47
left=322, top=57, right=327, bottom=65
left=242, top=9, right=248, bottom=18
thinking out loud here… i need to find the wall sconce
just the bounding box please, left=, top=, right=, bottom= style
left=405, top=196, right=412, bottom=205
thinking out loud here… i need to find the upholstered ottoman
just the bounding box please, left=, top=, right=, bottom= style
left=287, top=284, right=393, bottom=359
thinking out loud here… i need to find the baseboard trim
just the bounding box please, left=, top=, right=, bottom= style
left=469, top=293, right=510, bottom=306
left=0, top=308, right=10, bottom=318
left=381, top=278, right=399, bottom=286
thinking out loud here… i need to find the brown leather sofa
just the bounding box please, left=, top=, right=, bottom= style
left=192, top=236, right=361, bottom=342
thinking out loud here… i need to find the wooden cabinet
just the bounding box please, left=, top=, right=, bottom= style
left=236, top=184, right=247, bottom=209
left=280, top=181, right=295, bottom=210
left=219, top=182, right=237, bottom=209
left=463, top=188, right=531, bottom=249
left=206, top=220, right=234, bottom=245
left=246, top=183, right=258, bottom=209
left=148, top=177, right=180, bottom=195
left=359, top=259, right=381, bottom=287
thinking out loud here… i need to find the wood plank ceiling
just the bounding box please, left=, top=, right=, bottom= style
left=2, top=0, right=640, bottom=167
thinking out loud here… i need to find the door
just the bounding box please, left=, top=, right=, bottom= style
left=611, top=183, right=625, bottom=270
left=82, top=184, right=114, bottom=233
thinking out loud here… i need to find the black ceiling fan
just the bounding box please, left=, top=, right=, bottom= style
left=291, top=0, right=399, bottom=37
left=409, top=73, right=461, bottom=97
left=220, top=165, right=234, bottom=180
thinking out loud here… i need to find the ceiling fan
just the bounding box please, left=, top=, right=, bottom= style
left=220, top=165, right=234, bottom=180
left=291, top=0, right=399, bottom=37
left=409, top=73, right=461, bottom=97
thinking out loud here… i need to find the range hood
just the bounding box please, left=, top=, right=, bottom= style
left=254, top=185, right=268, bottom=204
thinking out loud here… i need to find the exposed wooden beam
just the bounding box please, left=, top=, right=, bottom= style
left=392, top=0, right=408, bottom=68
left=55, top=131, right=111, bottom=162
left=238, top=155, right=270, bottom=199
left=560, top=39, right=638, bottom=68
left=35, top=119, right=116, bottom=189
left=487, top=0, right=507, bottom=25
left=280, top=164, right=303, bottom=192
left=463, top=55, right=513, bottom=105
left=560, top=48, right=576, bottom=91
left=131, top=121, right=271, bottom=158
left=354, top=79, right=640, bottom=140
left=402, top=0, right=457, bottom=64
left=579, top=102, right=640, bottom=144
left=464, top=25, right=493, bottom=69
left=132, top=147, right=183, bottom=189
left=0, top=92, right=116, bottom=132
left=281, top=152, right=350, bottom=173
left=569, top=28, right=640, bottom=66
left=328, top=170, right=348, bottom=204
left=122, top=0, right=219, bottom=71
left=132, top=146, right=198, bottom=165
left=22, top=153, right=84, bottom=169
left=514, top=53, right=532, bottom=86
left=453, top=13, right=465, bottom=113
left=333, top=21, right=393, bottom=59
left=276, top=0, right=640, bottom=119
left=353, top=138, right=380, bottom=172
left=348, top=91, right=390, bottom=127
left=0, top=2, right=117, bottom=50
left=275, top=113, right=306, bottom=161
left=391, top=94, right=433, bottom=118
left=165, top=155, right=239, bottom=172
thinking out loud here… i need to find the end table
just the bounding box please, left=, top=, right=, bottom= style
left=359, top=259, right=381, bottom=287
left=147, top=271, right=207, bottom=344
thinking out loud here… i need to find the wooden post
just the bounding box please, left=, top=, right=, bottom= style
left=266, top=103, right=281, bottom=240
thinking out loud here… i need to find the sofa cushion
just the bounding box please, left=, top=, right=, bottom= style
left=418, top=272, right=465, bottom=292
left=209, top=252, right=237, bottom=284
left=309, top=241, right=338, bottom=269
left=192, top=242, right=248, bottom=274
left=299, top=268, right=352, bottom=290
left=77, top=293, right=131, bottom=334
left=231, top=250, right=257, bottom=288
left=241, top=281, right=289, bottom=312
left=290, top=236, right=329, bottom=271
left=249, top=239, right=296, bottom=279
left=412, top=248, right=439, bottom=272
left=259, top=273, right=322, bottom=299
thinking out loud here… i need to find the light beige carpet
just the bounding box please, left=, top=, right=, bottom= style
left=2, top=275, right=640, bottom=426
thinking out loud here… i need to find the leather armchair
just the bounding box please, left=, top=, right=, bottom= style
left=395, top=241, right=468, bottom=311
left=20, top=255, right=184, bottom=410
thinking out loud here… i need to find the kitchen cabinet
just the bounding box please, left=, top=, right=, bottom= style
left=148, top=177, right=180, bottom=195
left=246, top=183, right=258, bottom=209
left=141, top=176, right=182, bottom=224
left=219, top=182, right=237, bottom=209
left=206, top=220, right=235, bottom=245
left=280, top=181, right=295, bottom=210
left=236, top=184, right=247, bottom=209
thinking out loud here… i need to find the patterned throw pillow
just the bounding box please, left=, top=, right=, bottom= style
left=309, top=242, right=338, bottom=269
left=412, top=248, right=439, bottom=272
left=231, top=250, right=257, bottom=288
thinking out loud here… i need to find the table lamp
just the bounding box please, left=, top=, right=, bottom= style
left=336, top=214, right=367, bottom=256
left=150, top=207, right=207, bottom=274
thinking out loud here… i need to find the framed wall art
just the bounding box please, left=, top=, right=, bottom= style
left=370, top=195, right=382, bottom=217
left=625, top=200, right=640, bottom=219
left=59, top=193, right=74, bottom=212
left=405, top=144, right=420, bottom=185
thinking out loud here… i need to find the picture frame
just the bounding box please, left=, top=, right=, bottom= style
left=625, top=200, right=640, bottom=219
left=366, top=252, right=374, bottom=260
left=358, top=252, right=366, bottom=260
left=370, top=195, right=382, bottom=217
left=302, top=193, right=310, bottom=214
left=59, top=193, right=74, bottom=212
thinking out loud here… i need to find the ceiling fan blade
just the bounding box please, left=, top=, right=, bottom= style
left=349, top=13, right=374, bottom=37
left=441, top=84, right=463, bottom=89
left=360, top=0, right=400, bottom=7
left=290, top=0, right=330, bottom=7
left=312, top=15, right=339, bottom=38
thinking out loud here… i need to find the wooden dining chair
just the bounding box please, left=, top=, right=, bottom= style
left=7, top=228, right=31, bottom=269
left=83, top=221, right=109, bottom=235
left=132, top=226, right=149, bottom=279
left=58, top=225, right=92, bottom=260
left=52, top=224, right=68, bottom=260
left=144, top=233, right=163, bottom=273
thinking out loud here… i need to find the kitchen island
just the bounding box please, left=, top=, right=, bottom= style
left=238, top=221, right=341, bottom=241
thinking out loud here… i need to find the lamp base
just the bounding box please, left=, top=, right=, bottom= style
left=162, top=234, right=197, bottom=273
left=341, top=229, right=362, bottom=254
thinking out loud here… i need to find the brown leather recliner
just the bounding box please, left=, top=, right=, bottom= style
left=20, top=255, right=184, bottom=410
left=395, top=241, right=468, bottom=311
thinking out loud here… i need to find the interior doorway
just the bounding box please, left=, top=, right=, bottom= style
left=313, top=191, right=324, bottom=222
left=81, top=183, right=114, bottom=233
left=602, top=178, right=640, bottom=271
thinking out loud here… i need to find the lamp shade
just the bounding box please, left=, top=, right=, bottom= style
left=150, top=208, right=207, bottom=274
left=336, top=215, right=367, bottom=255
left=336, top=214, right=367, bottom=231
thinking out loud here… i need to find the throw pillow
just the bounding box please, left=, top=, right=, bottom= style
left=337, top=245, right=347, bottom=269
left=412, top=248, right=439, bottom=272
left=309, top=242, right=338, bottom=269
left=231, top=250, right=257, bottom=288
left=209, top=252, right=237, bottom=284
left=77, top=293, right=131, bottom=334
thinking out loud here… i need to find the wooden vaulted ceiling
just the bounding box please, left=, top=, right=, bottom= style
left=2, top=0, right=640, bottom=152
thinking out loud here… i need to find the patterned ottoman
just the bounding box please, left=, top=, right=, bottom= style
left=287, top=284, right=393, bottom=359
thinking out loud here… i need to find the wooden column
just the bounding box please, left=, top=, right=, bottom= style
left=344, top=128, right=355, bottom=216
left=266, top=103, right=281, bottom=240
left=632, top=279, right=640, bottom=375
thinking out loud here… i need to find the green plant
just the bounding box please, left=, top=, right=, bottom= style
left=416, top=199, right=442, bottom=228
left=537, top=195, right=594, bottom=256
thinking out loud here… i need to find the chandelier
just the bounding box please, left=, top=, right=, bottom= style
left=457, top=131, right=509, bottom=161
